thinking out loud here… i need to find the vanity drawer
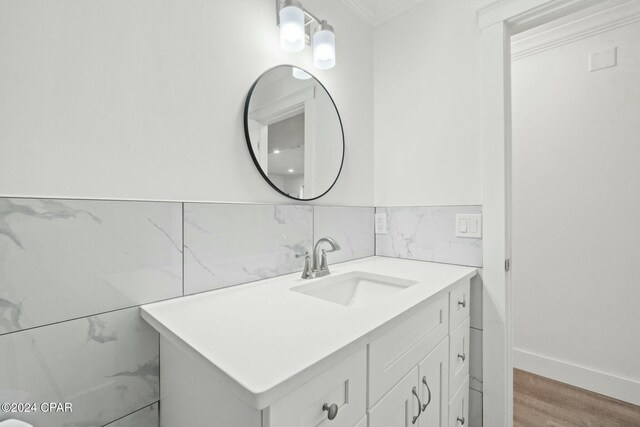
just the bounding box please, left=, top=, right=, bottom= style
left=266, top=347, right=367, bottom=427
left=449, top=377, right=469, bottom=427
left=368, top=293, right=449, bottom=407
left=449, top=317, right=470, bottom=399
left=449, top=279, right=470, bottom=331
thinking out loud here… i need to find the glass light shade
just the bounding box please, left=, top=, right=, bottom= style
left=292, top=68, right=312, bottom=80
left=279, top=4, right=305, bottom=53
left=313, top=23, right=335, bottom=70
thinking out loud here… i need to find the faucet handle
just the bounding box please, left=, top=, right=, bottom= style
left=319, top=249, right=330, bottom=273
left=296, top=251, right=314, bottom=279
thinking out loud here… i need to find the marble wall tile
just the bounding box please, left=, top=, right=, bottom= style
left=469, top=388, right=483, bottom=427
left=104, top=403, right=159, bottom=427
left=0, top=307, right=159, bottom=427
left=470, top=327, right=483, bottom=392
left=0, top=198, right=183, bottom=335
left=375, top=206, right=483, bottom=267
left=313, top=206, right=375, bottom=264
left=184, top=203, right=313, bottom=295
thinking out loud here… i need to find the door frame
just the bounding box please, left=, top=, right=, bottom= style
left=476, top=1, right=610, bottom=426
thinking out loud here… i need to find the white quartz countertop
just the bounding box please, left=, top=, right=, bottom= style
left=140, top=256, right=477, bottom=409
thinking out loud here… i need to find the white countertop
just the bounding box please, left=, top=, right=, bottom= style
left=140, top=256, right=477, bottom=409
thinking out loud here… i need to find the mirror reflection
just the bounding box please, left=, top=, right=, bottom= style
left=244, top=65, right=344, bottom=200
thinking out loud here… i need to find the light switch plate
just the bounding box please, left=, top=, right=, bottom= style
left=375, top=213, right=387, bottom=234
left=456, top=214, right=482, bottom=238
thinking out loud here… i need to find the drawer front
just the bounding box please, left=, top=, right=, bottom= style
left=449, top=317, right=470, bottom=399
left=448, top=377, right=469, bottom=427
left=369, top=366, right=420, bottom=427
left=268, top=347, right=367, bottom=427
left=449, top=279, right=470, bottom=332
left=369, top=294, right=449, bottom=407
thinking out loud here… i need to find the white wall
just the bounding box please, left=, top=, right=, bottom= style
left=511, top=16, right=640, bottom=405
left=0, top=0, right=373, bottom=205
left=373, top=0, right=490, bottom=206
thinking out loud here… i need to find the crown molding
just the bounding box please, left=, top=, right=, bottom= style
left=374, top=0, right=427, bottom=26
left=340, top=0, right=376, bottom=26
left=511, top=0, right=640, bottom=60
left=341, top=0, right=426, bottom=27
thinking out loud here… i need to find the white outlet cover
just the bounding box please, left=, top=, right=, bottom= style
left=375, top=213, right=387, bottom=234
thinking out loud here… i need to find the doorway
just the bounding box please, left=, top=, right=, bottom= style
left=510, top=2, right=640, bottom=425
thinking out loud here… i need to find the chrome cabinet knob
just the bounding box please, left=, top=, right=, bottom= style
left=457, top=416, right=466, bottom=425
left=322, top=403, right=338, bottom=420
left=458, top=299, right=466, bottom=308
left=458, top=353, right=466, bottom=362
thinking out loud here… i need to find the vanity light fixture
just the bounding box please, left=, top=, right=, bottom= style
left=288, top=169, right=295, bottom=173
left=276, top=0, right=336, bottom=70
left=273, top=149, right=281, bottom=154
left=313, top=21, right=335, bottom=70
left=278, top=0, right=305, bottom=52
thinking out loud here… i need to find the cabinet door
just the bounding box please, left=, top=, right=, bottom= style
left=369, top=294, right=449, bottom=406
left=369, top=366, right=420, bottom=427
left=418, top=337, right=449, bottom=427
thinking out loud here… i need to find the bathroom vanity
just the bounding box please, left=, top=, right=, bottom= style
left=141, top=257, right=476, bottom=427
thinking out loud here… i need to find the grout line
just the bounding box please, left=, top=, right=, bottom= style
left=373, top=206, right=377, bottom=256
left=101, top=401, right=158, bottom=427
left=0, top=301, right=176, bottom=338
left=0, top=194, right=377, bottom=208
left=374, top=254, right=482, bottom=269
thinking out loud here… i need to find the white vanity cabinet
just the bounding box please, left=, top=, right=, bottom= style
left=141, top=258, right=477, bottom=427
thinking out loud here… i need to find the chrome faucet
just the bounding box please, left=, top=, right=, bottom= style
left=296, top=237, right=341, bottom=279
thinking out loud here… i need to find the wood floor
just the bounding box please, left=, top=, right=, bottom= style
left=513, top=369, right=640, bottom=427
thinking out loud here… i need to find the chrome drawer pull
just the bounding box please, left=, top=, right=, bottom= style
left=322, top=403, right=338, bottom=420
left=458, top=353, right=466, bottom=362
left=457, top=416, right=466, bottom=425
left=421, top=376, right=432, bottom=411
left=458, top=299, right=466, bottom=308
left=411, top=386, right=422, bottom=424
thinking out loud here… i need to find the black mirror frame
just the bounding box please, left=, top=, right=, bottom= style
left=243, top=65, right=345, bottom=201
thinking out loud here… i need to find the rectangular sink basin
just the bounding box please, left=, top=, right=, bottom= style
left=291, top=271, right=417, bottom=307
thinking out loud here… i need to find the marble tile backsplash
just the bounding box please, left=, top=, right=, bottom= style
left=0, top=307, right=159, bottom=427
left=0, top=198, right=487, bottom=426
left=375, top=206, right=483, bottom=267
left=0, top=198, right=183, bottom=335
left=183, top=203, right=313, bottom=295
left=313, top=206, right=375, bottom=264
left=0, top=198, right=375, bottom=426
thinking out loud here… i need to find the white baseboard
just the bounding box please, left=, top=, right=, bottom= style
left=513, top=348, right=640, bottom=406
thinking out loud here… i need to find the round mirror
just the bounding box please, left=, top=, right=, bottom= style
left=244, top=65, right=344, bottom=201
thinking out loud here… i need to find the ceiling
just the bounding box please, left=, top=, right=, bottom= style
left=340, top=0, right=426, bottom=26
